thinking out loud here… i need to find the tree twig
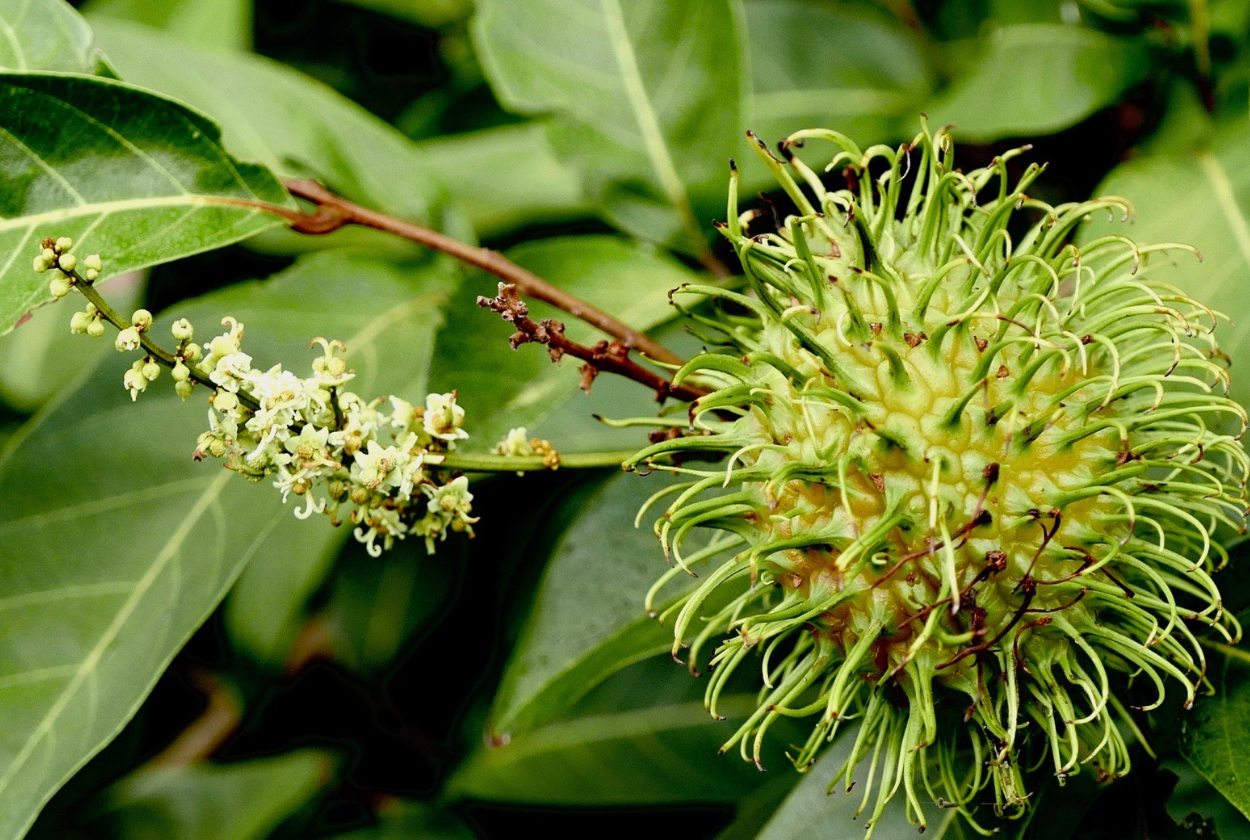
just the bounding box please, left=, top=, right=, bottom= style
left=478, top=283, right=706, bottom=402
left=278, top=179, right=685, bottom=367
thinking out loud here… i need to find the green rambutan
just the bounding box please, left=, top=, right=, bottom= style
left=625, top=123, right=1249, bottom=832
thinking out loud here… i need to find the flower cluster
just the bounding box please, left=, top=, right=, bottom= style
left=36, top=237, right=477, bottom=556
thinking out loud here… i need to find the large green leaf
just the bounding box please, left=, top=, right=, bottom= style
left=0, top=0, right=109, bottom=74
left=430, top=234, right=698, bottom=448
left=88, top=18, right=441, bottom=222
left=1080, top=112, right=1250, bottom=410
left=83, top=0, right=251, bottom=51
left=471, top=0, right=747, bottom=254
left=927, top=24, right=1150, bottom=141
left=1182, top=648, right=1250, bottom=822
left=0, top=73, right=290, bottom=334
left=0, top=249, right=455, bottom=840
left=450, top=656, right=792, bottom=805
left=744, top=0, right=933, bottom=176
left=416, top=122, right=590, bottom=239
left=90, top=751, right=328, bottom=840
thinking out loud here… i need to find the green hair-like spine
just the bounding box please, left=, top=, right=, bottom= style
left=626, top=124, right=1249, bottom=833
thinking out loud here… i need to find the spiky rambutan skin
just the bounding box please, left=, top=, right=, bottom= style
left=626, top=125, right=1250, bottom=833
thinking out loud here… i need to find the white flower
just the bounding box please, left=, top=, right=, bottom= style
left=423, top=392, right=468, bottom=442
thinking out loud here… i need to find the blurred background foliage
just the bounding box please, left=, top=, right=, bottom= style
left=1, top=0, right=1249, bottom=838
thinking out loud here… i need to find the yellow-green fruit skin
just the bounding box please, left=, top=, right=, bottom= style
left=628, top=126, right=1249, bottom=833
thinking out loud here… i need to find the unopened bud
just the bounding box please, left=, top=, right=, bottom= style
left=131, top=309, right=153, bottom=331
left=33, top=256, right=49, bottom=273
left=69, top=311, right=92, bottom=334
left=83, top=254, right=103, bottom=272
left=175, top=379, right=194, bottom=401
left=86, top=319, right=105, bottom=338
left=142, top=360, right=161, bottom=381
left=115, top=327, right=141, bottom=352
left=48, top=276, right=71, bottom=298
left=212, top=391, right=239, bottom=412
left=171, top=318, right=194, bottom=341
left=57, top=253, right=77, bottom=272
left=172, top=361, right=191, bottom=382
left=54, top=237, right=73, bottom=253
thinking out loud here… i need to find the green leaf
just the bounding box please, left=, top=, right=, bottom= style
left=0, top=272, right=141, bottom=412
left=83, top=0, right=252, bottom=51
left=0, top=72, right=290, bottom=335
left=486, top=471, right=688, bottom=738
left=927, top=24, right=1150, bottom=141
left=0, top=0, right=109, bottom=74
left=416, top=122, right=590, bottom=240
left=90, top=751, right=328, bottom=840
left=471, top=0, right=747, bottom=255
left=87, top=18, right=442, bottom=222
left=430, top=234, right=698, bottom=448
left=450, top=656, right=791, bottom=805
left=0, top=249, right=455, bottom=840
left=743, top=0, right=933, bottom=173
left=1079, top=113, right=1250, bottom=411
left=1181, top=648, right=1250, bottom=823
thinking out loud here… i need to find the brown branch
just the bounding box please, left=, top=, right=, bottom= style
left=479, top=283, right=706, bottom=402
left=278, top=179, right=685, bottom=367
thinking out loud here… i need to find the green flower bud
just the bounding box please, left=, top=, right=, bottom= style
left=171, top=318, right=194, bottom=341
left=69, top=311, right=92, bottom=335
left=114, top=327, right=141, bottom=352
left=130, top=309, right=153, bottom=331
left=212, top=390, right=239, bottom=412
left=83, top=268, right=99, bottom=282
left=83, top=254, right=103, bottom=272
left=122, top=367, right=147, bottom=401
left=171, top=361, right=191, bottom=382
left=141, top=360, right=161, bottom=381
left=42, top=248, right=56, bottom=264
left=48, top=276, right=71, bottom=299
left=209, top=335, right=235, bottom=358
left=33, top=255, right=49, bottom=273
left=182, top=342, right=203, bottom=362
left=57, top=253, right=77, bottom=272
left=174, top=379, right=194, bottom=401
left=54, top=237, right=73, bottom=253
left=86, top=319, right=105, bottom=338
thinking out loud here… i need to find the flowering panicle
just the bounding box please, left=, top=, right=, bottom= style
left=34, top=236, right=476, bottom=556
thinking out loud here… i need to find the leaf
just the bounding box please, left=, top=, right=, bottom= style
left=416, top=122, right=590, bottom=240
left=0, top=272, right=141, bottom=412
left=87, top=18, right=442, bottom=222
left=450, top=656, right=793, bottom=805
left=1079, top=111, right=1250, bottom=411
left=83, top=0, right=252, bottom=51
left=1181, top=648, right=1250, bottom=823
left=0, top=72, right=290, bottom=334
left=90, top=751, right=328, bottom=840
left=0, top=249, right=456, bottom=840
left=471, top=0, right=747, bottom=255
left=743, top=0, right=933, bottom=181
left=0, top=0, right=109, bottom=74
left=337, top=0, right=472, bottom=28
left=927, top=24, right=1150, bottom=141
left=429, top=234, right=698, bottom=448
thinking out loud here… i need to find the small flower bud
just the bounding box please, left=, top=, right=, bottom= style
left=48, top=276, right=71, bottom=298
left=142, top=360, right=161, bottom=381
left=171, top=318, right=194, bottom=341
left=54, top=237, right=73, bottom=254
left=57, top=253, right=77, bottom=272
left=209, top=335, right=235, bottom=358
left=172, top=361, right=191, bottom=382
left=33, top=255, right=49, bottom=273
left=86, top=319, right=105, bottom=338
left=42, top=248, right=56, bottom=264
left=69, top=311, right=92, bottom=335
left=182, top=343, right=203, bottom=362
left=122, top=367, right=147, bottom=401
left=131, top=309, right=153, bottom=331
left=83, top=268, right=99, bottom=282
left=212, top=391, right=239, bottom=412
left=83, top=254, right=103, bottom=272
left=115, top=327, right=141, bottom=352
left=175, top=379, right=194, bottom=401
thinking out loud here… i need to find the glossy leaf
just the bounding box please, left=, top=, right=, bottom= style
left=0, top=73, right=290, bottom=334
left=1182, top=649, right=1250, bottom=822
left=430, top=234, right=698, bottom=448
left=471, top=0, right=747, bottom=254
left=0, top=250, right=455, bottom=840
left=0, top=0, right=109, bottom=74
left=927, top=24, right=1150, bottom=141
left=83, top=0, right=251, bottom=51
left=88, top=19, right=442, bottom=222
left=91, top=751, right=328, bottom=840
left=451, top=656, right=791, bottom=805
left=416, top=122, right=590, bottom=239
left=743, top=0, right=933, bottom=184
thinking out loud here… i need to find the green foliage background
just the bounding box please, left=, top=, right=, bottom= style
left=0, top=0, right=1247, bottom=838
